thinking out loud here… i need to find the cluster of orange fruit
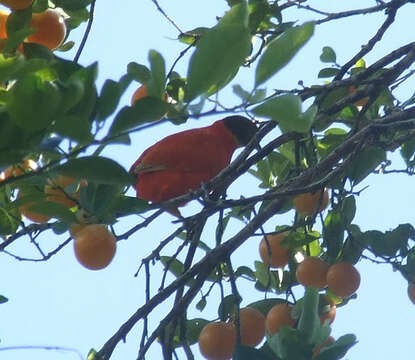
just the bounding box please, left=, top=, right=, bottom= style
left=0, top=0, right=66, bottom=51
left=197, top=189, right=357, bottom=360
left=1, top=159, right=116, bottom=271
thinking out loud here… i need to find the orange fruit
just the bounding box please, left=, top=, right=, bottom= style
left=18, top=190, right=51, bottom=223
left=73, top=224, right=116, bottom=270
left=1, top=159, right=38, bottom=181
left=296, top=256, right=329, bottom=290
left=313, top=336, right=335, bottom=357
left=237, top=307, right=265, bottom=347
left=69, top=223, right=87, bottom=238
left=130, top=84, right=148, bottom=105
left=26, top=9, right=66, bottom=50
left=45, top=175, right=84, bottom=209
left=11, top=159, right=38, bottom=177
left=130, top=84, right=169, bottom=105
left=198, top=321, right=236, bottom=360
left=326, top=262, right=360, bottom=298
left=319, top=296, right=336, bottom=325
left=259, top=233, right=289, bottom=268
left=265, top=303, right=295, bottom=335
left=0, top=9, right=9, bottom=39
left=407, top=281, right=415, bottom=304
left=20, top=202, right=51, bottom=223
left=0, top=0, right=33, bottom=10
left=293, top=189, right=329, bottom=216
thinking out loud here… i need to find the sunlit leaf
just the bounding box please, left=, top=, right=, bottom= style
left=186, top=3, right=250, bottom=100
left=55, top=156, right=133, bottom=185
left=255, top=22, right=314, bottom=86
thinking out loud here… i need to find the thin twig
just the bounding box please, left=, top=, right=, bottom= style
left=74, top=0, right=96, bottom=63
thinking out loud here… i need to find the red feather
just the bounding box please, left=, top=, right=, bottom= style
left=130, top=119, right=239, bottom=203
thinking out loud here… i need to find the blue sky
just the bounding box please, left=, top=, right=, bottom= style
left=1, top=1, right=415, bottom=359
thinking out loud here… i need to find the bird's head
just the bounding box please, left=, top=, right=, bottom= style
left=222, top=116, right=258, bottom=146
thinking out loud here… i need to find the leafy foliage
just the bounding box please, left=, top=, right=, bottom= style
left=1, top=1, right=415, bottom=359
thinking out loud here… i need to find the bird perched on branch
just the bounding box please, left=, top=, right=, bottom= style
left=129, top=115, right=258, bottom=214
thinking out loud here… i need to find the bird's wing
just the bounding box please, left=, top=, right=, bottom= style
left=131, top=162, right=168, bottom=174
left=137, top=127, right=235, bottom=174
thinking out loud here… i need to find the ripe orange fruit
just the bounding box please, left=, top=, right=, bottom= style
left=1, top=159, right=38, bottom=181
left=26, top=9, right=66, bottom=50
left=259, top=233, right=289, bottom=268
left=0, top=10, right=9, bottom=39
left=20, top=203, right=51, bottom=223
left=198, top=321, right=236, bottom=360
left=296, top=256, right=329, bottom=290
left=265, top=303, right=295, bottom=335
left=313, top=336, right=335, bottom=357
left=18, top=191, right=51, bottom=223
left=237, top=307, right=265, bottom=347
left=69, top=223, right=87, bottom=238
left=407, top=281, right=415, bottom=304
left=73, top=224, right=116, bottom=270
left=130, top=84, right=169, bottom=105
left=293, top=189, right=329, bottom=216
left=319, top=296, right=336, bottom=325
left=0, top=0, right=33, bottom=10
left=326, top=262, right=360, bottom=298
left=130, top=84, right=148, bottom=105
left=45, top=175, right=84, bottom=209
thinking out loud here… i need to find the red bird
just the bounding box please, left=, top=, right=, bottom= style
left=129, top=116, right=257, bottom=211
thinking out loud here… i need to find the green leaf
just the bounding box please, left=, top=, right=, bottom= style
left=341, top=196, right=356, bottom=225
left=323, top=210, right=345, bottom=260
left=0, top=207, right=20, bottom=235
left=268, top=326, right=312, bottom=360
left=26, top=201, right=77, bottom=224
left=186, top=3, right=251, bottom=101
left=0, top=54, right=25, bottom=83
left=53, top=0, right=93, bottom=11
left=59, top=75, right=85, bottom=113
left=147, top=49, right=166, bottom=98
left=184, top=318, right=210, bottom=345
left=255, top=22, right=314, bottom=86
left=346, top=146, right=386, bottom=184
left=320, top=47, right=336, bottom=63
left=218, top=294, right=240, bottom=320
left=96, top=79, right=122, bottom=120
left=253, top=94, right=311, bottom=133
left=66, top=62, right=98, bottom=120
left=79, top=183, right=122, bottom=217
left=196, top=298, right=207, bottom=311
left=127, top=62, right=151, bottom=83
left=109, top=99, right=170, bottom=136
left=314, top=334, right=357, bottom=360
left=160, top=256, right=184, bottom=278
left=318, top=67, right=339, bottom=78
left=234, top=265, right=256, bottom=280
left=233, top=345, right=274, bottom=360
left=247, top=298, right=288, bottom=317
left=7, top=73, right=61, bottom=132
left=53, top=115, right=92, bottom=143
left=316, top=128, right=347, bottom=159
left=55, top=156, right=133, bottom=185
left=221, top=1, right=249, bottom=28
left=342, top=225, right=365, bottom=264
left=365, top=226, right=412, bottom=257
left=109, top=195, right=152, bottom=217
left=297, top=287, right=320, bottom=344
